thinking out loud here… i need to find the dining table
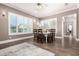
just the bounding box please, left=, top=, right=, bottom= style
left=43, top=32, right=50, bottom=43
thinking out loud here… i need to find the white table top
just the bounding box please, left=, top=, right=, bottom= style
left=43, top=32, right=50, bottom=35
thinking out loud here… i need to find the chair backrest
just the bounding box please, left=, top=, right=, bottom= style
left=38, top=29, right=42, bottom=34
left=33, top=29, right=38, bottom=34
left=50, top=29, right=55, bottom=33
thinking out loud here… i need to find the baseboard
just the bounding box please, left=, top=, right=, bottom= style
left=0, top=36, right=34, bottom=44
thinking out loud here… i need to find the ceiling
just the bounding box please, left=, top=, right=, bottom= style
left=3, top=3, right=78, bottom=18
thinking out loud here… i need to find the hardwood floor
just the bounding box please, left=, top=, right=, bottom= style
left=27, top=38, right=79, bottom=56
left=0, top=37, right=79, bottom=56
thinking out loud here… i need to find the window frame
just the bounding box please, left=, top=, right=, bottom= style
left=8, top=12, right=33, bottom=35
left=41, top=18, right=57, bottom=33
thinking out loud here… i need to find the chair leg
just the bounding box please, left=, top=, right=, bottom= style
left=40, top=39, right=43, bottom=43
left=33, top=38, right=34, bottom=41
left=37, top=39, right=39, bottom=43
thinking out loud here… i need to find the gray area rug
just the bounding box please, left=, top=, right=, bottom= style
left=0, top=43, right=55, bottom=56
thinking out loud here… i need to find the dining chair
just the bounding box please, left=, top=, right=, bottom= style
left=50, top=29, right=56, bottom=42
left=33, top=29, right=38, bottom=42
left=37, top=29, right=45, bottom=43
left=47, top=33, right=51, bottom=43
left=47, top=29, right=55, bottom=43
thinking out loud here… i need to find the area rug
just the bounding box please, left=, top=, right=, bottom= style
left=0, top=42, right=55, bottom=56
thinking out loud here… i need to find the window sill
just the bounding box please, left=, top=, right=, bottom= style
left=9, top=32, right=33, bottom=35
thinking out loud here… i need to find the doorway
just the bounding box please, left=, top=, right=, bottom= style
left=62, top=14, right=77, bottom=48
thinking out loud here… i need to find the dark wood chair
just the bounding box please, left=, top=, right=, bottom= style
left=47, top=29, right=55, bottom=43
left=37, top=29, right=45, bottom=43
left=47, top=33, right=52, bottom=43
left=50, top=29, right=55, bottom=42
left=33, top=29, right=38, bottom=42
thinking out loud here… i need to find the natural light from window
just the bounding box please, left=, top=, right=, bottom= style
left=41, top=18, right=57, bottom=32
left=8, top=12, right=33, bottom=35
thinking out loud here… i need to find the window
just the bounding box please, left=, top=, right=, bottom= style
left=41, top=18, right=57, bottom=32
left=17, top=15, right=24, bottom=32
left=8, top=12, right=33, bottom=35
left=9, top=13, right=17, bottom=33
